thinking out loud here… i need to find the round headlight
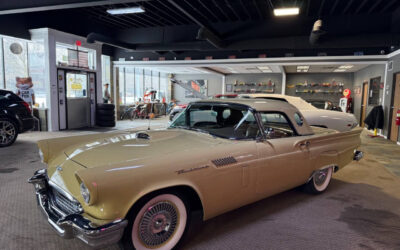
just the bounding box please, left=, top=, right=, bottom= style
left=80, top=182, right=90, bottom=204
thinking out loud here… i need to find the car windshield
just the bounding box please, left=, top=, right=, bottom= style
left=169, top=103, right=260, bottom=140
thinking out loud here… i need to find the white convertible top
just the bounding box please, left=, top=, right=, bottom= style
left=238, top=94, right=317, bottom=111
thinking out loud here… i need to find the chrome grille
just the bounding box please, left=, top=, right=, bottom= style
left=50, top=188, right=81, bottom=215
left=212, top=156, right=237, bottom=167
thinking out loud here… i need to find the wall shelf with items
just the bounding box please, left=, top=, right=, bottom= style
left=233, top=80, right=275, bottom=94
left=287, top=80, right=345, bottom=95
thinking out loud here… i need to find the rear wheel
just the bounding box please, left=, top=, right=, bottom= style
left=303, top=167, right=333, bottom=194
left=0, top=119, right=18, bottom=147
left=121, top=193, right=190, bottom=250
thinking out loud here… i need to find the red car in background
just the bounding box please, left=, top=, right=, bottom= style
left=214, top=94, right=238, bottom=99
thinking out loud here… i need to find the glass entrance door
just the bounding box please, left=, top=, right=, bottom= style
left=66, top=72, right=90, bottom=129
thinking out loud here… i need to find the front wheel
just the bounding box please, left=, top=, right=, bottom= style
left=303, top=166, right=333, bottom=194
left=121, top=193, right=189, bottom=250
left=0, top=119, right=18, bottom=147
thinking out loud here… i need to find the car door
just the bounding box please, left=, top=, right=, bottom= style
left=254, top=112, right=312, bottom=197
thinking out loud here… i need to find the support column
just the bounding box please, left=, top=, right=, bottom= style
left=279, top=66, right=286, bottom=95
left=222, top=75, right=226, bottom=95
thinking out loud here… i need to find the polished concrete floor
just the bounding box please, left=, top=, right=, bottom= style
left=0, top=120, right=400, bottom=250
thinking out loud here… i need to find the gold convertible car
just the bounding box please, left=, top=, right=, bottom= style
left=29, top=99, right=363, bottom=249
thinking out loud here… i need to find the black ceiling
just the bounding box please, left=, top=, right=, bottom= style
left=0, top=0, right=400, bottom=60
left=77, top=0, right=400, bottom=29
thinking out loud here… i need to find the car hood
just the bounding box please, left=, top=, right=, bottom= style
left=64, top=129, right=222, bottom=169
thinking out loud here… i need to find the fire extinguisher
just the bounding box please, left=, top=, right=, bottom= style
left=396, top=109, right=400, bottom=126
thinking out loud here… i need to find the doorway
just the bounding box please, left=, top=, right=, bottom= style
left=360, top=81, right=369, bottom=127
left=57, top=69, right=96, bottom=130
left=389, top=73, right=400, bottom=142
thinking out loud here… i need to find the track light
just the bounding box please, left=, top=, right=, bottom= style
left=274, top=8, right=299, bottom=16
left=107, top=6, right=145, bottom=15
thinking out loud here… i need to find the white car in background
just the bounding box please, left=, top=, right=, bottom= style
left=238, top=94, right=358, bottom=132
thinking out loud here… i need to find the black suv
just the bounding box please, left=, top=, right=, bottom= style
left=0, top=89, right=34, bottom=147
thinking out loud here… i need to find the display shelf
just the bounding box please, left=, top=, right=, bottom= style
left=287, top=80, right=345, bottom=95
left=233, top=80, right=275, bottom=94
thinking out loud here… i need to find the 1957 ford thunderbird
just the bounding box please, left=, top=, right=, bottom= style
left=29, top=99, right=363, bottom=249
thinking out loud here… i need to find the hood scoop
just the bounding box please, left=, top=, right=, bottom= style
left=136, top=132, right=150, bottom=140
left=212, top=156, right=237, bottom=167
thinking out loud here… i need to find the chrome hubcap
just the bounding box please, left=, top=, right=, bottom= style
left=0, top=121, right=16, bottom=145
left=314, top=168, right=329, bottom=186
left=139, top=201, right=178, bottom=247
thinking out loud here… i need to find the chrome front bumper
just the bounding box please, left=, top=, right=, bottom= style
left=353, top=150, right=364, bottom=161
left=28, top=169, right=128, bottom=248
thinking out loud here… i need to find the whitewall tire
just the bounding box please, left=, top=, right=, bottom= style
left=127, top=193, right=188, bottom=250
left=303, top=166, right=333, bottom=194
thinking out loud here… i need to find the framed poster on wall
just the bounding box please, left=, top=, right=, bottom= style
left=184, top=79, right=207, bottom=98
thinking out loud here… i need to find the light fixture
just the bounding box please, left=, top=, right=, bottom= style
left=297, top=66, right=310, bottom=70
left=296, top=66, right=309, bottom=72
left=274, top=8, right=300, bottom=16
left=107, top=6, right=145, bottom=15
left=339, top=65, right=354, bottom=69
left=334, top=69, right=347, bottom=72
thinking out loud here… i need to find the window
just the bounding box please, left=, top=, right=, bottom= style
left=0, top=39, right=3, bottom=89
left=260, top=112, right=295, bottom=139
left=56, top=43, right=69, bottom=66
left=159, top=74, right=168, bottom=102
left=294, top=112, right=303, bottom=126
left=66, top=73, right=87, bottom=98
left=135, top=68, right=143, bottom=101
left=101, top=55, right=111, bottom=86
left=368, top=76, right=381, bottom=105
left=56, top=43, right=96, bottom=69
left=170, top=104, right=260, bottom=140
left=152, top=71, right=159, bottom=98
left=3, top=38, right=28, bottom=92
left=28, top=41, right=46, bottom=107
left=119, top=68, right=126, bottom=105
left=125, top=67, right=135, bottom=104
left=144, top=69, right=152, bottom=92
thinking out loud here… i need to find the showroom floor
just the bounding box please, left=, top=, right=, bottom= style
left=1, top=119, right=400, bottom=250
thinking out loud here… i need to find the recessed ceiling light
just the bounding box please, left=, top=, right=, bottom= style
left=334, top=69, right=347, bottom=72
left=258, top=66, right=271, bottom=70
left=297, top=65, right=310, bottom=70
left=339, top=65, right=354, bottom=69
left=274, top=8, right=300, bottom=16
left=107, top=6, right=145, bottom=15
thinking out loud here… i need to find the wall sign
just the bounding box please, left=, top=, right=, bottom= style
left=343, top=88, right=351, bottom=97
